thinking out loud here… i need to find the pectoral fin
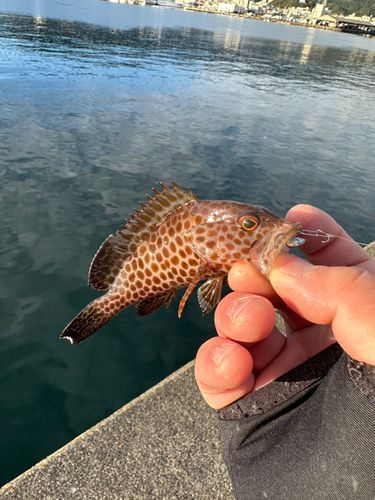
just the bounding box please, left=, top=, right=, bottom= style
left=197, top=277, right=224, bottom=315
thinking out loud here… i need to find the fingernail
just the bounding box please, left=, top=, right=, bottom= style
left=211, top=343, right=237, bottom=366
left=227, top=297, right=257, bottom=322
left=275, top=254, right=313, bottom=277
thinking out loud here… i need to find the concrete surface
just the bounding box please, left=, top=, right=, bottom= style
left=365, top=240, right=375, bottom=259
left=0, top=361, right=234, bottom=500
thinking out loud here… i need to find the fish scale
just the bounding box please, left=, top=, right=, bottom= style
left=61, top=182, right=301, bottom=345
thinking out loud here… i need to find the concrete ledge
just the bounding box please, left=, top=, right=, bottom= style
left=365, top=240, right=375, bottom=260
left=0, top=361, right=234, bottom=500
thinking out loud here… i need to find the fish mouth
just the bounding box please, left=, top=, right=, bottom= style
left=250, top=222, right=302, bottom=278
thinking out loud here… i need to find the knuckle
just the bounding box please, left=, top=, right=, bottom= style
left=339, top=267, right=375, bottom=295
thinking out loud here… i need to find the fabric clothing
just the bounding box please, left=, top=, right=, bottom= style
left=217, top=343, right=375, bottom=500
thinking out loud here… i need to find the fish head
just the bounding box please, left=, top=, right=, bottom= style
left=187, top=201, right=301, bottom=278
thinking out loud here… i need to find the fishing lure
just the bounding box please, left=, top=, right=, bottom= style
left=297, top=228, right=368, bottom=247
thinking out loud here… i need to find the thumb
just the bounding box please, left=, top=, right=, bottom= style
left=269, top=254, right=375, bottom=366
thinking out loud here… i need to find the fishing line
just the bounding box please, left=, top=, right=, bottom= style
left=299, top=229, right=369, bottom=247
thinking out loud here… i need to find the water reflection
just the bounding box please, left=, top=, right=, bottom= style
left=1, top=13, right=375, bottom=90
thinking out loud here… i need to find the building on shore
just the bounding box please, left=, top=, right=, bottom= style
left=218, top=2, right=245, bottom=13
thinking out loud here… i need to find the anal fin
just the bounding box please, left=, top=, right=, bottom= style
left=135, top=290, right=176, bottom=317
left=197, top=277, right=224, bottom=315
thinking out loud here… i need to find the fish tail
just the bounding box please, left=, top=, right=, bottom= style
left=60, top=294, right=126, bottom=345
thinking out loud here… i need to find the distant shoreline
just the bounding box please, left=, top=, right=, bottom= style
left=104, top=0, right=374, bottom=37
left=181, top=6, right=373, bottom=37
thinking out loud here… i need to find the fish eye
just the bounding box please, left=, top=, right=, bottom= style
left=238, top=214, right=260, bottom=231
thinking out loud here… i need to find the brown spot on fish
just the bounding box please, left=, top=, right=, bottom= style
left=188, top=258, right=199, bottom=266
left=171, top=255, right=179, bottom=266
left=139, top=244, right=147, bottom=256
left=137, top=258, right=144, bottom=270
left=169, top=241, right=177, bottom=253
left=151, top=263, right=158, bottom=273
left=136, top=269, right=145, bottom=280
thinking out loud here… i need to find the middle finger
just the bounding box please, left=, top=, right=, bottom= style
left=214, top=292, right=275, bottom=343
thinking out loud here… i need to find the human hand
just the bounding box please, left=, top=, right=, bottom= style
left=195, top=205, right=375, bottom=409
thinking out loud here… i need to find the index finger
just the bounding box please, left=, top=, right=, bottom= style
left=286, top=205, right=375, bottom=273
left=228, top=260, right=277, bottom=301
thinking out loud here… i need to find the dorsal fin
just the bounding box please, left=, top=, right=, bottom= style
left=88, top=182, right=196, bottom=291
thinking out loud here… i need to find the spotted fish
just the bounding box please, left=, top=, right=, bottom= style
left=60, top=182, right=301, bottom=344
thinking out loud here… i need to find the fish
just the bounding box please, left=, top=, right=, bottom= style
left=60, top=182, right=301, bottom=345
